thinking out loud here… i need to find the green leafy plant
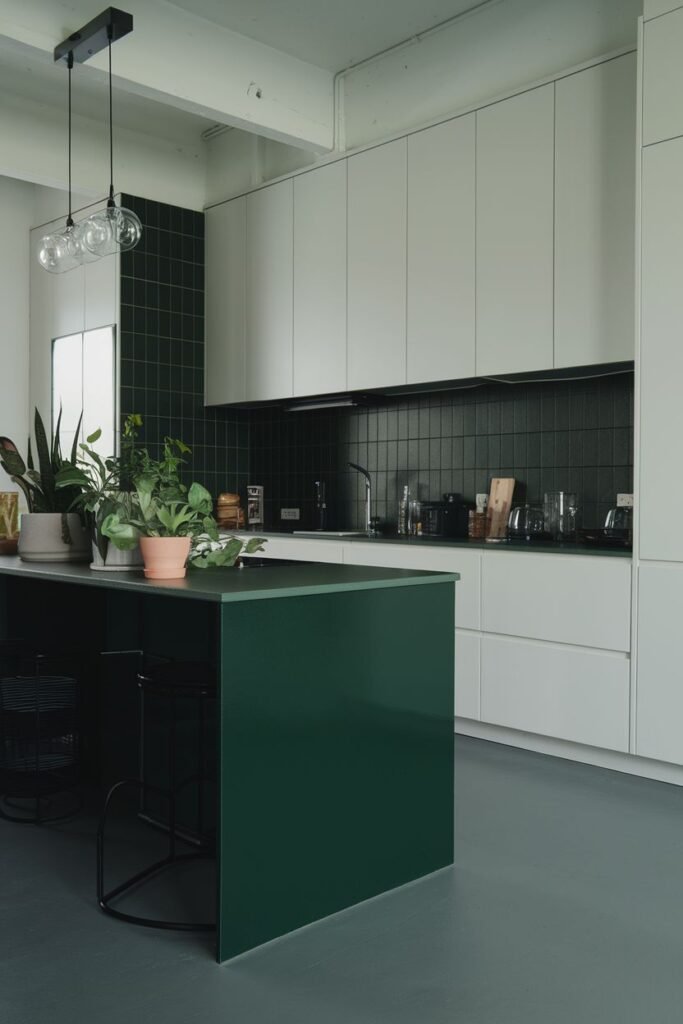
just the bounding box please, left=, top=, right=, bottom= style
left=190, top=534, right=266, bottom=569
left=0, top=409, right=84, bottom=544
left=54, top=414, right=144, bottom=559
left=101, top=435, right=217, bottom=548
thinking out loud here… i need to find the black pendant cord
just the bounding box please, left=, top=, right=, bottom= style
left=66, top=51, right=74, bottom=228
left=107, top=25, right=115, bottom=208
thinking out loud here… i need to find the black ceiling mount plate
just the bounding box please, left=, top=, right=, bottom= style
left=54, top=7, right=133, bottom=64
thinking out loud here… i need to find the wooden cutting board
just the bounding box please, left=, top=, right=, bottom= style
left=487, top=478, right=516, bottom=540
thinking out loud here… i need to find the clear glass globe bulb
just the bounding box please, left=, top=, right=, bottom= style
left=66, top=221, right=100, bottom=264
left=82, top=211, right=118, bottom=258
left=37, top=232, right=81, bottom=274
left=82, top=205, right=142, bottom=257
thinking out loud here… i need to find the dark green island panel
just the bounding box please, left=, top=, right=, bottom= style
left=0, top=559, right=457, bottom=963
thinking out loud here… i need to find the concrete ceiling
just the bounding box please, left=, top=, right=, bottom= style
left=168, top=0, right=490, bottom=71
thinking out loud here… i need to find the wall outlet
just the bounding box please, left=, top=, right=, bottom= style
left=616, top=493, right=634, bottom=508
left=280, top=508, right=300, bottom=521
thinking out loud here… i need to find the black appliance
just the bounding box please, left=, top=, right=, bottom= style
left=442, top=493, right=472, bottom=539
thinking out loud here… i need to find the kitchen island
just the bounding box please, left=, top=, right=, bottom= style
left=0, top=558, right=458, bottom=963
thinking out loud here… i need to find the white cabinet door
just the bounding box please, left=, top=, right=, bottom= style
left=643, top=7, right=683, bottom=146
left=293, top=162, right=347, bottom=396
left=455, top=630, right=480, bottom=721
left=480, top=634, right=630, bottom=751
left=481, top=552, right=632, bottom=652
left=476, top=85, right=554, bottom=376
left=640, top=139, right=683, bottom=561
left=341, top=542, right=481, bottom=631
left=636, top=564, right=683, bottom=764
left=237, top=534, right=345, bottom=564
left=407, top=115, right=475, bottom=384
left=555, top=54, right=636, bottom=367
left=246, top=181, right=293, bottom=402
left=347, top=140, right=407, bottom=390
left=205, top=198, right=246, bottom=405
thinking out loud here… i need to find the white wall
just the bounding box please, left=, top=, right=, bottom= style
left=1, top=92, right=207, bottom=211
left=0, top=177, right=34, bottom=496
left=341, top=0, right=642, bottom=148
left=206, top=129, right=316, bottom=206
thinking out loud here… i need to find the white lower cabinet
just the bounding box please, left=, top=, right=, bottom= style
left=480, top=635, right=630, bottom=751
left=455, top=630, right=480, bottom=721
left=636, top=564, right=683, bottom=765
left=482, top=552, right=631, bottom=652
left=239, top=534, right=344, bottom=564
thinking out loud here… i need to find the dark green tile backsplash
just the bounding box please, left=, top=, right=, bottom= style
left=249, top=375, right=634, bottom=532
left=118, top=196, right=249, bottom=499
left=118, top=196, right=633, bottom=533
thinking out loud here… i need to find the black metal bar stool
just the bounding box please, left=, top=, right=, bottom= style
left=0, top=641, right=82, bottom=825
left=97, top=659, right=217, bottom=931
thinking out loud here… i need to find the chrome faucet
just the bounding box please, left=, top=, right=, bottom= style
left=348, top=462, right=373, bottom=535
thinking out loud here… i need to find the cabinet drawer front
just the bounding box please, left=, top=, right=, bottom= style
left=482, top=552, right=631, bottom=651
left=239, top=535, right=344, bottom=564
left=455, top=630, right=480, bottom=721
left=342, top=543, right=481, bottom=631
left=481, top=635, right=629, bottom=751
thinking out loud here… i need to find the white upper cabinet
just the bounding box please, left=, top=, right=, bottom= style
left=347, top=139, right=407, bottom=390
left=205, top=197, right=246, bottom=406
left=555, top=55, right=636, bottom=368
left=246, top=180, right=294, bottom=402
left=293, top=161, right=347, bottom=397
left=476, top=85, right=554, bottom=377
left=640, top=138, right=683, bottom=561
left=407, top=115, right=475, bottom=384
left=643, top=7, right=683, bottom=146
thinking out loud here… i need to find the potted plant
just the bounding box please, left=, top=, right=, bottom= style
left=102, top=434, right=266, bottom=578
left=55, top=414, right=144, bottom=571
left=0, top=409, right=89, bottom=563
left=100, top=435, right=213, bottom=579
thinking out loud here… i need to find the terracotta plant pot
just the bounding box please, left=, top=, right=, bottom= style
left=139, top=536, right=191, bottom=580
left=18, top=513, right=90, bottom=563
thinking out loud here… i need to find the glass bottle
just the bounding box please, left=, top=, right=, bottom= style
left=397, top=485, right=410, bottom=536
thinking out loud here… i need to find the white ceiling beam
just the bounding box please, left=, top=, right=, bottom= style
left=0, top=0, right=334, bottom=152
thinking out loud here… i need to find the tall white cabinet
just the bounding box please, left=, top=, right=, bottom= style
left=246, top=180, right=294, bottom=402
left=406, top=115, right=476, bottom=383
left=293, top=162, right=347, bottom=396
left=205, top=197, right=246, bottom=406
left=347, top=139, right=407, bottom=391
left=554, top=53, right=637, bottom=368
left=475, top=85, right=554, bottom=376
left=639, top=137, right=683, bottom=562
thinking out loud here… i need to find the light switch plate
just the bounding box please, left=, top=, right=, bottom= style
left=280, top=508, right=300, bottom=520
left=616, top=493, right=634, bottom=508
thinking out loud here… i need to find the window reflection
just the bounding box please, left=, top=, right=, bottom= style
left=52, top=326, right=116, bottom=456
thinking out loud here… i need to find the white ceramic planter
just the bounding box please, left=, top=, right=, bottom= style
left=18, top=513, right=90, bottom=563
left=90, top=537, right=143, bottom=572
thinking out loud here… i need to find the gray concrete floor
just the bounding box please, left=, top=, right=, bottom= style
left=2, top=736, right=683, bottom=1023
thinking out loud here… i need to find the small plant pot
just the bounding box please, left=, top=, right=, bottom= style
left=18, top=513, right=90, bottom=563
left=139, top=536, right=191, bottom=580
left=90, top=537, right=143, bottom=572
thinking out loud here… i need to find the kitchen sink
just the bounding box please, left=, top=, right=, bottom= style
left=293, top=530, right=369, bottom=538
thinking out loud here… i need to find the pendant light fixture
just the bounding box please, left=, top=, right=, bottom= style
left=81, top=18, right=142, bottom=257
left=37, top=53, right=84, bottom=274
left=37, top=8, right=139, bottom=273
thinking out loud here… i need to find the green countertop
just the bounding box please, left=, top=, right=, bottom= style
left=263, top=532, right=632, bottom=559
left=0, top=557, right=458, bottom=604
